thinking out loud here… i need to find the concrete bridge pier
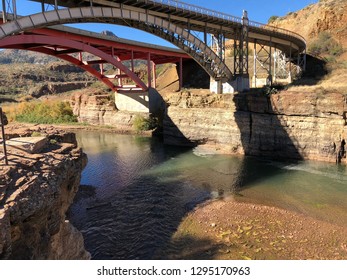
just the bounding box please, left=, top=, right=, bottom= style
left=115, top=90, right=150, bottom=113
left=210, top=75, right=250, bottom=94
left=114, top=88, right=165, bottom=117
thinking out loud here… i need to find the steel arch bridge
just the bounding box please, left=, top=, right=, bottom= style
left=0, top=0, right=306, bottom=93
left=0, top=19, right=191, bottom=92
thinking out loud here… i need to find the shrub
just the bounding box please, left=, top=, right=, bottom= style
left=309, top=32, right=344, bottom=57
left=268, top=15, right=279, bottom=24
left=132, top=114, right=157, bottom=132
left=31, top=131, right=43, bottom=137
left=263, top=86, right=278, bottom=95
left=3, top=100, right=77, bottom=124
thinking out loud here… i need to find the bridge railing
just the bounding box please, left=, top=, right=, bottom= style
left=248, top=20, right=306, bottom=45
left=149, top=0, right=242, bottom=23
left=148, top=0, right=306, bottom=45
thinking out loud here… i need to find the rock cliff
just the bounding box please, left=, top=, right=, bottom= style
left=163, top=90, right=347, bottom=163
left=272, top=0, right=347, bottom=46
left=70, top=90, right=147, bottom=131
left=0, top=125, right=90, bottom=259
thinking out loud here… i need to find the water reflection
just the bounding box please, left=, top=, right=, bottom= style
left=69, top=131, right=347, bottom=259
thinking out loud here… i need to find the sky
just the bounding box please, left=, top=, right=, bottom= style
left=2, top=0, right=319, bottom=47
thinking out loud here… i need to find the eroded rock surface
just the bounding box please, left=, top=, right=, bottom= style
left=70, top=90, right=147, bottom=131
left=163, top=90, right=347, bottom=163
left=0, top=125, right=90, bottom=259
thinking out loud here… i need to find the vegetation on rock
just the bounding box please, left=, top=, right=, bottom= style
left=3, top=100, right=77, bottom=124
left=309, top=31, right=344, bottom=57
left=132, top=114, right=157, bottom=132
left=268, top=15, right=279, bottom=24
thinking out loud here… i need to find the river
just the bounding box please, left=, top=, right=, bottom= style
left=68, top=130, right=347, bottom=259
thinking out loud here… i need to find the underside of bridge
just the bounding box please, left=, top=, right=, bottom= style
left=0, top=0, right=306, bottom=94
left=0, top=19, right=192, bottom=93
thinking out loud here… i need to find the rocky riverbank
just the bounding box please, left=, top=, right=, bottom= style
left=0, top=125, right=90, bottom=259
left=159, top=198, right=347, bottom=260
left=69, top=88, right=347, bottom=163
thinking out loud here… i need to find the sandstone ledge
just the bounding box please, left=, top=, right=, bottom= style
left=163, top=90, right=347, bottom=164
left=0, top=125, right=90, bottom=259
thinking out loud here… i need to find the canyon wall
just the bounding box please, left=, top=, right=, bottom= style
left=70, top=88, right=347, bottom=163
left=0, top=126, right=90, bottom=259
left=163, top=90, right=347, bottom=163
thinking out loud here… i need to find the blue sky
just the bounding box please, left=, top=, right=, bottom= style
left=3, top=0, right=318, bottom=46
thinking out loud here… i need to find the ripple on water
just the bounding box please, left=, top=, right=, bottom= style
left=68, top=131, right=347, bottom=259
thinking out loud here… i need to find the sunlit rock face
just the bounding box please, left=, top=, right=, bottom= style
left=163, top=91, right=347, bottom=163
left=0, top=125, right=90, bottom=259
left=70, top=91, right=150, bottom=131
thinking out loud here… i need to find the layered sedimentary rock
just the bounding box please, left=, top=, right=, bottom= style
left=163, top=90, right=347, bottom=163
left=0, top=125, right=90, bottom=259
left=70, top=91, right=147, bottom=130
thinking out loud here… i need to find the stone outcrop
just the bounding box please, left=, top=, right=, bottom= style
left=6, top=136, right=48, bottom=154
left=0, top=125, right=90, bottom=259
left=163, top=90, right=347, bottom=163
left=29, top=82, right=93, bottom=98
left=70, top=91, right=148, bottom=131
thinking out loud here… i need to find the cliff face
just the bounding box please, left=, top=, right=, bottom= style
left=0, top=125, right=90, bottom=259
left=163, top=91, right=347, bottom=163
left=70, top=91, right=144, bottom=130
left=272, top=0, right=347, bottom=46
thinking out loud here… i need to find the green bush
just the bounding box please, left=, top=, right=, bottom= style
left=132, top=115, right=157, bottom=132
left=309, top=32, right=344, bottom=57
left=268, top=15, right=279, bottom=24
left=263, top=85, right=278, bottom=96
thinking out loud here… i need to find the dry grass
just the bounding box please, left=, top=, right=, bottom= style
left=3, top=100, right=77, bottom=124
left=289, top=67, right=347, bottom=94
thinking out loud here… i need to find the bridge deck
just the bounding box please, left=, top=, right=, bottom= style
left=30, top=0, right=306, bottom=55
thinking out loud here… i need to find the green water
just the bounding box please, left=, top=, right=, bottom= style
left=70, top=131, right=347, bottom=259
